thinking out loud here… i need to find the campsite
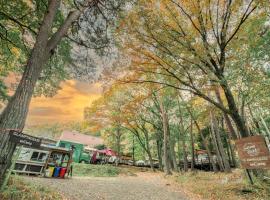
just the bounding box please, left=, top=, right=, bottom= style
left=1, top=0, right=270, bottom=199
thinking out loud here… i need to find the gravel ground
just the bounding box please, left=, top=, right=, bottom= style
left=23, top=172, right=188, bottom=200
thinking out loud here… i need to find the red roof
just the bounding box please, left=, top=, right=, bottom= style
left=60, top=131, right=103, bottom=147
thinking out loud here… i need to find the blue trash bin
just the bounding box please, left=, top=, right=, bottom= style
left=53, top=167, right=61, bottom=177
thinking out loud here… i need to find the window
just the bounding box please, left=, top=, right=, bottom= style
left=30, top=152, right=39, bottom=161
left=18, top=149, right=31, bottom=161
left=59, top=143, right=66, bottom=148
left=30, top=151, right=48, bottom=162
left=38, top=153, right=47, bottom=162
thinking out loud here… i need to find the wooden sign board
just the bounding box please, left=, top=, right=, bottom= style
left=9, top=130, right=41, bottom=148
left=235, top=135, right=270, bottom=169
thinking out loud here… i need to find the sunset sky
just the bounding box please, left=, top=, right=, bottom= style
left=26, top=80, right=102, bottom=126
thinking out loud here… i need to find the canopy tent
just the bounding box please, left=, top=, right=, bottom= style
left=98, top=149, right=116, bottom=156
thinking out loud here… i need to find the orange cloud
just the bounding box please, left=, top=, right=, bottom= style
left=26, top=80, right=102, bottom=126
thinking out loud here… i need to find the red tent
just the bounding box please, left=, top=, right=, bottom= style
left=97, top=149, right=116, bottom=156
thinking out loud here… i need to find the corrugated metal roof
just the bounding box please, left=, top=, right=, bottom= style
left=59, top=131, right=103, bottom=147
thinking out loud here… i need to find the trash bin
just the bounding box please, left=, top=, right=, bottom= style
left=46, top=167, right=54, bottom=177
left=59, top=167, right=67, bottom=178
left=45, top=169, right=50, bottom=177
left=53, top=167, right=61, bottom=177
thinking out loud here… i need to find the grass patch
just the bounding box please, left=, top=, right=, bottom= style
left=0, top=175, right=62, bottom=200
left=72, top=163, right=121, bottom=177
left=172, top=169, right=270, bottom=200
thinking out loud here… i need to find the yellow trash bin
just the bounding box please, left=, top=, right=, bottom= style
left=47, top=167, right=55, bottom=177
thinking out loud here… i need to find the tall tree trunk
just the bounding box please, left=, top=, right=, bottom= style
left=214, top=87, right=238, bottom=167
left=210, top=113, right=231, bottom=172
left=177, top=131, right=182, bottom=167
left=167, top=122, right=178, bottom=171
left=225, top=136, right=233, bottom=166
left=115, top=127, right=121, bottom=166
left=159, top=98, right=172, bottom=175
left=210, top=125, right=224, bottom=171
left=146, top=150, right=155, bottom=171
left=181, top=137, right=188, bottom=172
left=132, top=135, right=135, bottom=165
left=169, top=138, right=178, bottom=171
left=226, top=136, right=237, bottom=167
left=156, top=135, right=163, bottom=170
left=219, top=79, right=249, bottom=138
left=190, top=119, right=195, bottom=171
left=177, top=94, right=188, bottom=172
left=0, top=0, right=61, bottom=184
left=178, top=107, right=188, bottom=172
left=214, top=88, right=238, bottom=140
left=144, top=131, right=155, bottom=171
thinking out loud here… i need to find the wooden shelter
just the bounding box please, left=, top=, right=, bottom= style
left=14, top=145, right=72, bottom=178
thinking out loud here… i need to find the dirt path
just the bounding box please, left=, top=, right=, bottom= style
left=23, top=173, right=188, bottom=200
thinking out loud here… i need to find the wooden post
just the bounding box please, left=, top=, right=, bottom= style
left=0, top=145, right=22, bottom=192
left=246, top=169, right=254, bottom=185
left=132, top=135, right=135, bottom=165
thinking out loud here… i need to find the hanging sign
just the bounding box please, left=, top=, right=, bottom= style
left=9, top=130, right=41, bottom=148
left=235, top=135, right=270, bottom=169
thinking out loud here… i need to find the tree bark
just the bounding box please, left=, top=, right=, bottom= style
left=177, top=131, right=181, bottom=167
left=156, top=133, right=163, bottom=170
left=214, top=88, right=239, bottom=167
left=167, top=120, right=178, bottom=171
left=159, top=98, right=172, bottom=175
left=210, top=124, right=224, bottom=171
left=144, top=130, right=155, bottom=171
left=146, top=149, right=155, bottom=171
left=177, top=94, right=188, bottom=172
left=132, top=135, right=135, bottom=165
left=0, top=0, right=61, bottom=184
left=169, top=137, right=178, bottom=171
left=115, top=127, right=121, bottom=166
left=219, top=78, right=249, bottom=138
left=210, top=113, right=231, bottom=172
left=190, top=119, right=195, bottom=171
left=214, top=88, right=238, bottom=139
left=181, top=137, right=188, bottom=172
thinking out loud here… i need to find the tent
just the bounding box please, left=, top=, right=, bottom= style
left=98, top=149, right=116, bottom=156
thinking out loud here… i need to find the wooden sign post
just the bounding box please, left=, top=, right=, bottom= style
left=9, top=130, right=42, bottom=148
left=235, top=135, right=270, bottom=169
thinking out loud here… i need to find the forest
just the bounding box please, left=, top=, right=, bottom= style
left=1, top=0, right=270, bottom=199
left=85, top=0, right=270, bottom=176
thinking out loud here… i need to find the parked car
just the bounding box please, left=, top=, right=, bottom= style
left=128, top=160, right=134, bottom=166
left=108, top=156, right=117, bottom=163
left=136, top=160, right=145, bottom=166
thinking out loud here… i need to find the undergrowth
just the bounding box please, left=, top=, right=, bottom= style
left=173, top=169, right=270, bottom=200
left=0, top=175, right=63, bottom=200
